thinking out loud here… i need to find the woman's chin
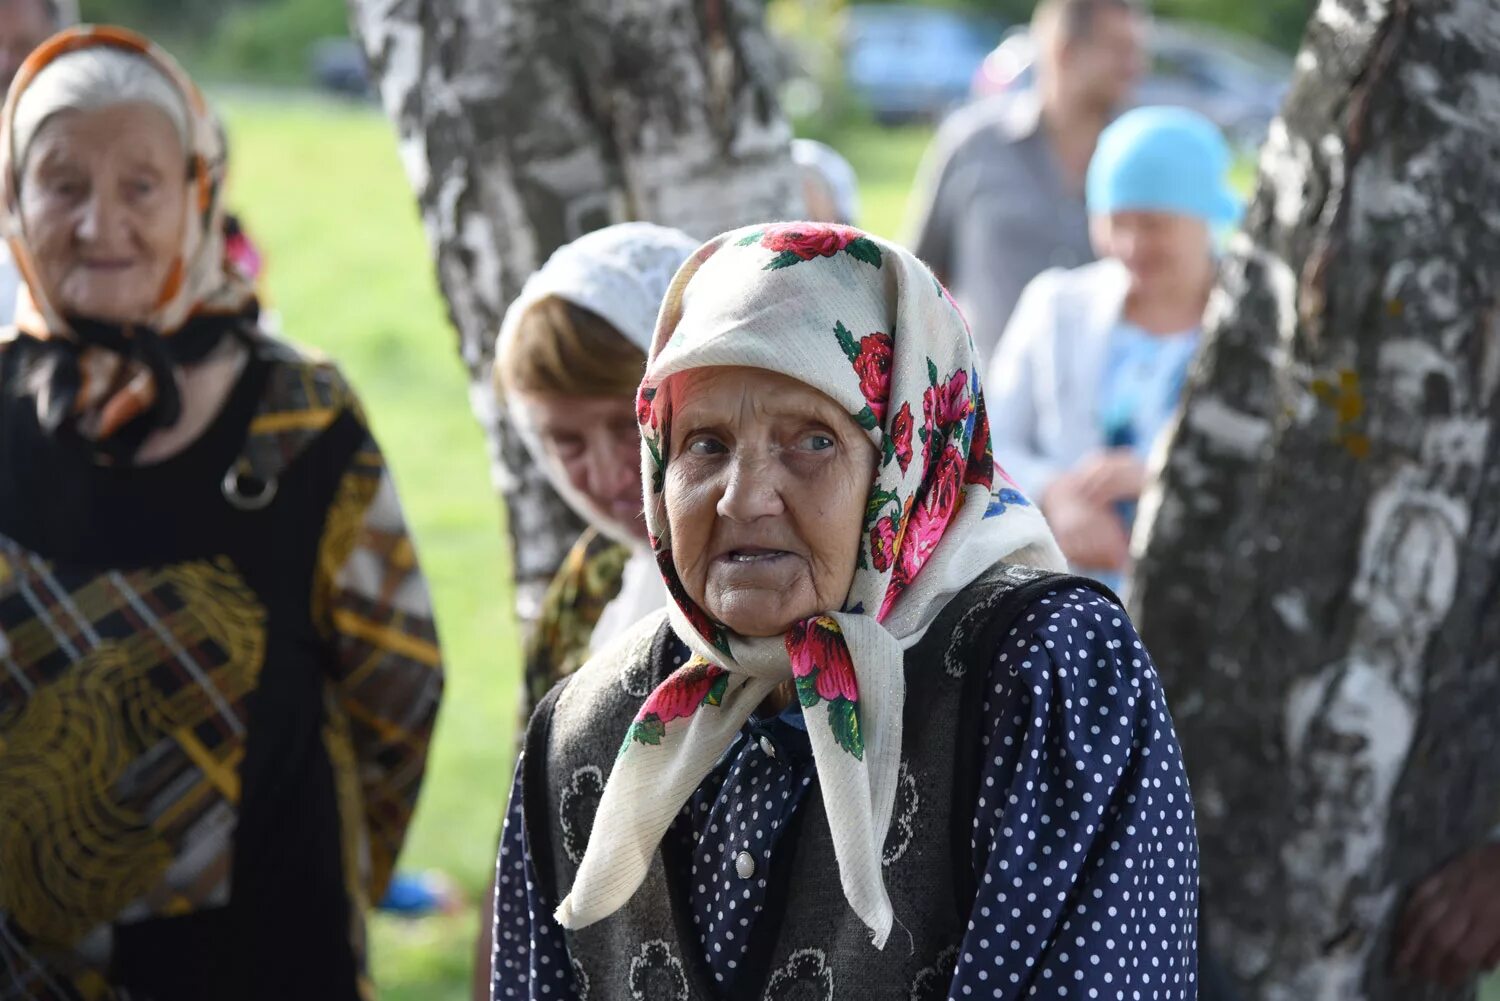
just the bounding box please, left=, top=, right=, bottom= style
left=707, top=592, right=819, bottom=639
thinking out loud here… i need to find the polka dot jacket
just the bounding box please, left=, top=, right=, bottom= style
left=492, top=586, right=1199, bottom=1000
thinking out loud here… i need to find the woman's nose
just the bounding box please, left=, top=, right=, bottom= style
left=582, top=443, right=635, bottom=500
left=716, top=452, right=784, bottom=522
left=75, top=193, right=115, bottom=242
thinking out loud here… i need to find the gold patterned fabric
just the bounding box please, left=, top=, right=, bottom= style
left=0, top=335, right=442, bottom=1001
left=521, top=529, right=629, bottom=726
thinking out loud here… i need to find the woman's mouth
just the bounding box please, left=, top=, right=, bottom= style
left=722, top=548, right=791, bottom=564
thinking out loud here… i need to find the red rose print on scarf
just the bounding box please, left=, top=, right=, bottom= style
left=835, top=322, right=893, bottom=427
left=628, top=657, right=730, bottom=746
left=787, top=616, right=863, bottom=758
left=927, top=444, right=966, bottom=523
left=888, top=402, right=914, bottom=472
left=736, top=223, right=884, bottom=272
left=869, top=514, right=899, bottom=572
left=887, top=496, right=946, bottom=605
left=636, top=385, right=658, bottom=429
left=931, top=369, right=971, bottom=426
left=964, top=391, right=995, bottom=489
left=920, top=365, right=969, bottom=447
left=853, top=334, right=894, bottom=423
left=763, top=224, right=857, bottom=260
left=875, top=441, right=969, bottom=620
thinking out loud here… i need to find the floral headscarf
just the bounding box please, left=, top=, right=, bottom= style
left=556, top=223, right=1065, bottom=945
left=0, top=26, right=256, bottom=449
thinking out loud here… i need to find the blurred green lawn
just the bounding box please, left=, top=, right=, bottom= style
left=220, top=94, right=1497, bottom=1001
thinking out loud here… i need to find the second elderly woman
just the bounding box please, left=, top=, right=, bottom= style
left=0, top=27, right=441, bottom=1000
left=491, top=223, right=1198, bottom=1000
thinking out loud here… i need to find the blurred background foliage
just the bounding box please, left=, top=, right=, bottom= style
left=77, top=0, right=1315, bottom=98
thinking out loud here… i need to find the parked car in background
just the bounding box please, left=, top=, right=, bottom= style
left=311, top=37, right=373, bottom=99
left=970, top=20, right=1293, bottom=149
left=844, top=4, right=1006, bottom=124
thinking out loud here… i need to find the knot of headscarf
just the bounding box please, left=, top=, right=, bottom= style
left=25, top=306, right=256, bottom=458
left=0, top=26, right=257, bottom=453
left=555, top=223, right=1065, bottom=946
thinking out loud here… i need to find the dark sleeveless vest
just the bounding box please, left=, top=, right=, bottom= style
left=523, top=563, right=1109, bottom=1001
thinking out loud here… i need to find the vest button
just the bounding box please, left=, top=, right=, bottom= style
left=758, top=735, right=776, bottom=759
left=734, top=851, right=756, bottom=880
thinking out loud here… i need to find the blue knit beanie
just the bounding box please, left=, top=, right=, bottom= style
left=1086, top=106, right=1241, bottom=225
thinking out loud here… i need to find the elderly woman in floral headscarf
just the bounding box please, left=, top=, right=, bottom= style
left=489, top=223, right=1198, bottom=1000
left=0, top=27, right=441, bottom=1000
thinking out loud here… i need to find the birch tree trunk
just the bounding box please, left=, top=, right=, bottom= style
left=345, top=0, right=802, bottom=617
left=1130, top=0, right=1500, bottom=997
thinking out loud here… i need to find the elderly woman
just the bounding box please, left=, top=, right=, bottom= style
left=494, top=222, right=698, bottom=721
left=490, top=223, right=1197, bottom=1000
left=986, top=106, right=1238, bottom=587
left=0, top=27, right=441, bottom=999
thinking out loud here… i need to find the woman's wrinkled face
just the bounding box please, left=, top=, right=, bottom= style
left=664, top=366, right=877, bottom=638
left=19, top=102, right=188, bottom=323
left=520, top=392, right=647, bottom=542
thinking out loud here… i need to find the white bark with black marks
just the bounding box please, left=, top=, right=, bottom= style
left=345, top=0, right=802, bottom=614
left=1131, top=0, right=1500, bottom=998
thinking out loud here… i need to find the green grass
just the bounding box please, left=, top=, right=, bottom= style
left=218, top=94, right=1499, bottom=1001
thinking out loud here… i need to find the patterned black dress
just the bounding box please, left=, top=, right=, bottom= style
left=0, top=334, right=443, bottom=1001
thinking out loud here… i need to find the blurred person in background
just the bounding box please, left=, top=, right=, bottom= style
left=494, top=222, right=699, bottom=723
left=985, top=106, right=1238, bottom=592
left=0, top=28, right=442, bottom=999
left=0, top=0, right=70, bottom=323
left=791, top=137, right=860, bottom=226
left=907, top=0, right=1145, bottom=364
left=474, top=221, right=697, bottom=999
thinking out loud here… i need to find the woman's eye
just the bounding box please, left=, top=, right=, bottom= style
left=125, top=178, right=158, bottom=200
left=798, top=434, right=835, bottom=452
left=546, top=434, right=586, bottom=460
left=685, top=436, right=726, bottom=456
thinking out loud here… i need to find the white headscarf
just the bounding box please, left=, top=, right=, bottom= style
left=556, top=223, right=1064, bottom=944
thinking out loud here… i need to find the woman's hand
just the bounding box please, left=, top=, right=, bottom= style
left=1394, top=841, right=1500, bottom=987
left=1073, top=449, right=1148, bottom=506
left=1041, top=478, right=1130, bottom=571
left=1040, top=450, right=1146, bottom=572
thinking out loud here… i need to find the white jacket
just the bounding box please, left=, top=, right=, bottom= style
left=984, top=258, right=1131, bottom=500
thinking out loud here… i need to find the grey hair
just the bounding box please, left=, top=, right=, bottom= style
left=12, top=45, right=189, bottom=171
